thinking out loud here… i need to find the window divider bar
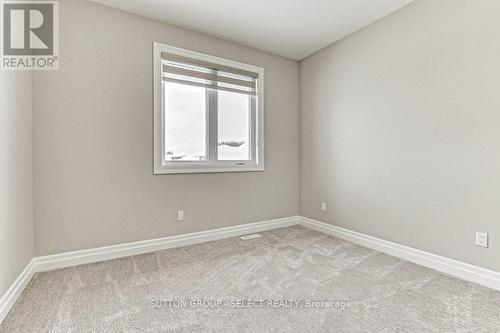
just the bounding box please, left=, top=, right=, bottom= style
left=208, top=88, right=218, bottom=162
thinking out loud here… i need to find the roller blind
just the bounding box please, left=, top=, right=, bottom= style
left=161, top=52, right=258, bottom=96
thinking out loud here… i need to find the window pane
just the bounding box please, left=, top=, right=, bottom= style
left=164, top=82, right=207, bottom=161
left=217, top=90, right=250, bottom=161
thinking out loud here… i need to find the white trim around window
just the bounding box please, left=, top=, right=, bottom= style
left=153, top=42, right=265, bottom=174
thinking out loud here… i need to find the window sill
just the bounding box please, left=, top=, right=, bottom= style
left=153, top=165, right=264, bottom=175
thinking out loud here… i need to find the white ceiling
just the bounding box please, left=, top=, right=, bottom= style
left=91, top=0, right=414, bottom=60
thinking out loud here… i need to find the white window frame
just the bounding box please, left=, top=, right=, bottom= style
left=153, top=42, right=264, bottom=174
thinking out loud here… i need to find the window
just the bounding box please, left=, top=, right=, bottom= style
left=153, top=42, right=264, bottom=174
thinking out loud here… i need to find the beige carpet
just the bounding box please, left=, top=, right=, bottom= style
left=1, top=225, right=499, bottom=332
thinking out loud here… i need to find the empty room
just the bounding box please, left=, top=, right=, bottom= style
left=1, top=0, right=499, bottom=331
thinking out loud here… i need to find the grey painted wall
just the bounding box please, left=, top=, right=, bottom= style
left=300, top=0, right=500, bottom=271
left=0, top=71, right=34, bottom=296
left=33, top=0, right=300, bottom=255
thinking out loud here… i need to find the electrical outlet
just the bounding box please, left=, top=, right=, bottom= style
left=475, top=232, right=488, bottom=248
left=177, top=210, right=184, bottom=221
left=321, top=201, right=327, bottom=211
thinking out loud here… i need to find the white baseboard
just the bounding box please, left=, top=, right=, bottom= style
left=33, top=216, right=300, bottom=272
left=0, top=260, right=36, bottom=324
left=299, top=216, right=500, bottom=291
